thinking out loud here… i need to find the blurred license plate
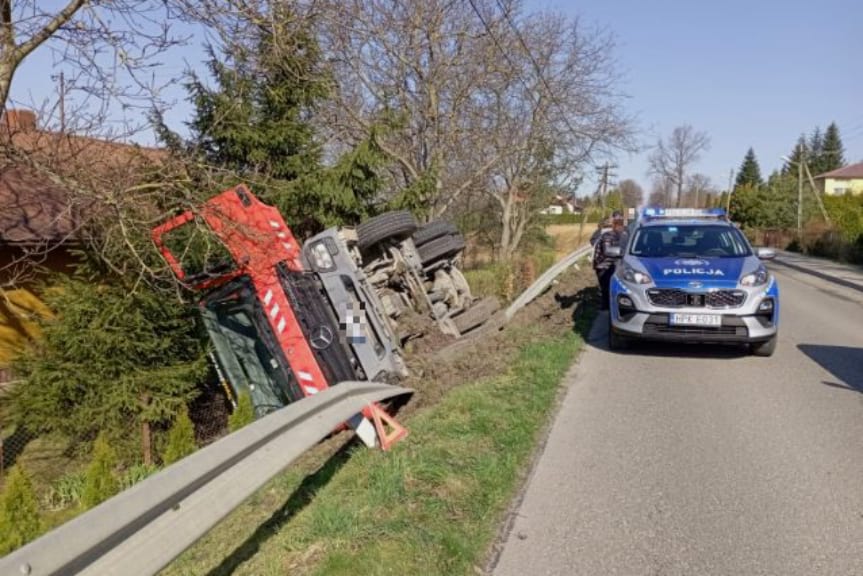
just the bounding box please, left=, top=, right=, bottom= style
left=669, top=313, right=721, bottom=327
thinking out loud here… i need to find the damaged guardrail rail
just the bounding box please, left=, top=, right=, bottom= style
left=505, top=244, right=592, bottom=320
left=0, top=382, right=412, bottom=576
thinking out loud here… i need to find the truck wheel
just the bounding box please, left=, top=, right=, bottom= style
left=750, top=335, right=777, bottom=357
left=357, top=210, right=418, bottom=251
left=417, top=234, right=466, bottom=265
left=452, top=297, right=500, bottom=334
left=413, top=220, right=459, bottom=247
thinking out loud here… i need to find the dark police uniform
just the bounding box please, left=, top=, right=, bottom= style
left=592, top=225, right=625, bottom=310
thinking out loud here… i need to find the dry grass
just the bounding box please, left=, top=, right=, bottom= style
left=545, top=224, right=594, bottom=258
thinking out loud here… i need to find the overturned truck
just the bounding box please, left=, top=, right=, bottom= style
left=152, top=185, right=498, bottom=448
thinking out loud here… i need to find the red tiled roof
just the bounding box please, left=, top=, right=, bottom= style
left=0, top=165, right=80, bottom=244
left=1, top=112, right=165, bottom=245
left=814, top=161, right=863, bottom=180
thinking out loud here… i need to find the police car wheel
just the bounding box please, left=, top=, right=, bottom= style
left=607, top=321, right=630, bottom=351
left=750, top=335, right=777, bottom=357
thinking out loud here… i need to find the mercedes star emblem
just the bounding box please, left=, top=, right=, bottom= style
left=310, top=325, right=334, bottom=350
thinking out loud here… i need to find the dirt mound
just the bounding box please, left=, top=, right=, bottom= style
left=395, top=265, right=597, bottom=416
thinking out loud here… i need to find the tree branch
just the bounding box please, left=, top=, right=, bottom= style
left=14, top=0, right=89, bottom=62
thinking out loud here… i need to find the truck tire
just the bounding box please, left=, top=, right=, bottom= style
left=357, top=210, right=418, bottom=251
left=452, top=297, right=500, bottom=334
left=412, top=220, right=459, bottom=247
left=417, top=233, right=466, bottom=265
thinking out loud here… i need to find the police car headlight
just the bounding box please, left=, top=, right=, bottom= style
left=622, top=264, right=652, bottom=285
left=740, top=266, right=769, bottom=287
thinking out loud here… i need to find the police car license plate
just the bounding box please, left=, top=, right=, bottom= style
left=669, top=313, right=721, bottom=327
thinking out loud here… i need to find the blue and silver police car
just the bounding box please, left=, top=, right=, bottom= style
left=607, top=208, right=779, bottom=356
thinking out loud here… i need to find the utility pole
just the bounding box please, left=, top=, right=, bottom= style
left=600, top=163, right=610, bottom=204
left=596, top=162, right=618, bottom=214
left=797, top=157, right=803, bottom=240
left=52, top=71, right=66, bottom=133
left=725, top=169, right=734, bottom=212
left=802, top=155, right=831, bottom=225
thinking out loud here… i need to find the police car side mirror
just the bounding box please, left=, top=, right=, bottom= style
left=755, top=247, right=776, bottom=260
left=605, top=246, right=622, bottom=258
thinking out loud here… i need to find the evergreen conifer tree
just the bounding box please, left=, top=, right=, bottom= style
left=162, top=407, right=197, bottom=465
left=175, top=6, right=385, bottom=236
left=228, top=391, right=255, bottom=432
left=808, top=127, right=824, bottom=173
left=820, top=122, right=845, bottom=173
left=11, top=280, right=207, bottom=463
left=735, top=148, right=763, bottom=188
left=83, top=433, right=119, bottom=508
left=0, top=465, right=42, bottom=555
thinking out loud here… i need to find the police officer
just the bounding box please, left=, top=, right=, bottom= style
left=592, top=210, right=626, bottom=310
left=589, top=219, right=610, bottom=247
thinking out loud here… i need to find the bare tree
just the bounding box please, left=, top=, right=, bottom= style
left=317, top=0, right=631, bottom=258
left=617, top=178, right=643, bottom=208
left=0, top=1, right=196, bottom=123
left=648, top=175, right=673, bottom=207
left=684, top=173, right=713, bottom=208
left=0, top=2, right=289, bottom=299
left=648, top=125, right=710, bottom=207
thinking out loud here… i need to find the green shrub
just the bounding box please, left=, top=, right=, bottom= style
left=162, top=408, right=197, bottom=465
left=823, top=193, right=863, bottom=242
left=786, top=238, right=802, bottom=253
left=0, top=465, right=43, bottom=554
left=9, top=279, right=207, bottom=463
left=463, top=248, right=558, bottom=304
left=852, top=234, right=863, bottom=264
left=228, top=391, right=255, bottom=432
left=119, top=463, right=159, bottom=491
left=528, top=249, right=557, bottom=277
left=43, top=472, right=86, bottom=511
left=463, top=264, right=512, bottom=302
left=83, top=433, right=119, bottom=508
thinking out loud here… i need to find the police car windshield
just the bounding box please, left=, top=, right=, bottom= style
left=629, top=224, right=751, bottom=258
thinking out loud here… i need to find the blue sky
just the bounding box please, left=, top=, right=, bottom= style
left=527, top=0, right=863, bottom=193
left=9, top=0, right=863, bottom=195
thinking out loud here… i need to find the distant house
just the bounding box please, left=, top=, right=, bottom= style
left=540, top=195, right=582, bottom=215
left=813, top=161, right=863, bottom=196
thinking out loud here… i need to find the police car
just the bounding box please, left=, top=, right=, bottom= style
left=606, top=208, right=779, bottom=356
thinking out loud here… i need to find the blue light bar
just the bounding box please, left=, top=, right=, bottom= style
left=640, top=207, right=726, bottom=220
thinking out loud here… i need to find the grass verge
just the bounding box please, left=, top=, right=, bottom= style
left=164, top=319, right=591, bottom=576
left=303, top=332, right=585, bottom=576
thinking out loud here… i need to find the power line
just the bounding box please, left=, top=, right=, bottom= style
left=465, top=0, right=601, bottom=155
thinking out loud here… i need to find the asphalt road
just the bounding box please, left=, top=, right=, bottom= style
left=492, top=262, right=863, bottom=576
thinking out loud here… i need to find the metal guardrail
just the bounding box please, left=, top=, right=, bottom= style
left=505, top=244, right=592, bottom=321
left=0, top=382, right=412, bottom=576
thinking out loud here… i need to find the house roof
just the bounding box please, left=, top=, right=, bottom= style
left=814, top=161, right=863, bottom=180
left=0, top=165, right=80, bottom=244
left=1, top=110, right=164, bottom=245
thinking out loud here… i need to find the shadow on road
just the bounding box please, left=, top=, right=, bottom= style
left=798, top=344, right=863, bottom=394
left=554, top=286, right=599, bottom=342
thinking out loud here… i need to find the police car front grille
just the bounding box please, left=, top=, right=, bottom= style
left=647, top=289, right=687, bottom=307
left=643, top=324, right=747, bottom=338
left=647, top=289, right=745, bottom=309
left=705, top=290, right=746, bottom=308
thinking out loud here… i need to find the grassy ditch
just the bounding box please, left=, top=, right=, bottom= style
left=163, top=270, right=597, bottom=576
left=293, top=335, right=584, bottom=575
